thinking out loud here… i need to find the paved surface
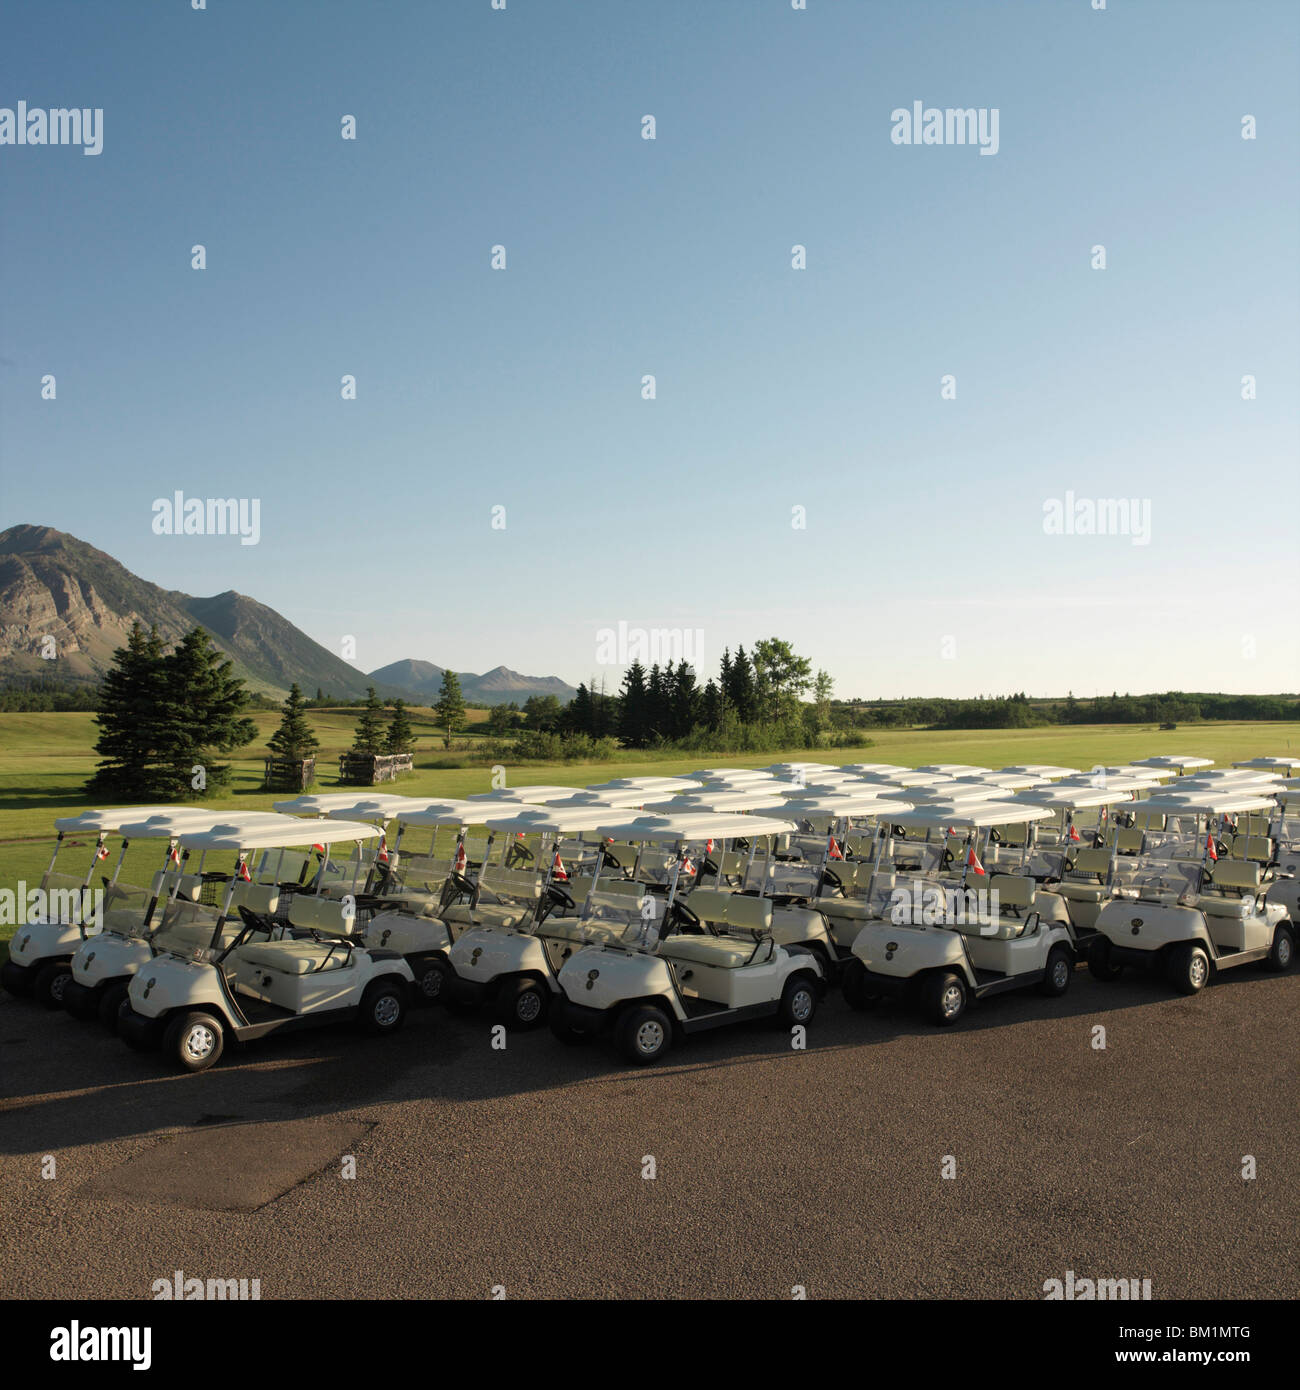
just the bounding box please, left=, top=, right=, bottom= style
left=1, top=965, right=1296, bottom=1300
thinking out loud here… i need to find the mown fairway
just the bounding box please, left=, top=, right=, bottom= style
left=2, top=711, right=1296, bottom=954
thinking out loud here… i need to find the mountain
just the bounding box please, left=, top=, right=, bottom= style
left=0, top=526, right=575, bottom=704
left=367, top=658, right=577, bottom=706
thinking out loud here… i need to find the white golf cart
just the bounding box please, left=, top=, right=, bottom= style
left=548, top=812, right=825, bottom=1065
left=442, top=803, right=641, bottom=1027
left=62, top=810, right=297, bottom=1027
left=1086, top=791, right=1293, bottom=993
left=841, top=800, right=1076, bottom=1025
left=2, top=806, right=221, bottom=1007
left=117, top=816, right=416, bottom=1072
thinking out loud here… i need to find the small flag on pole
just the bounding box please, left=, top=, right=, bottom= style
left=453, top=841, right=467, bottom=872
left=827, top=835, right=844, bottom=860
left=1068, top=823, right=1081, bottom=843
left=967, top=847, right=986, bottom=876
left=1206, top=834, right=1218, bottom=862
left=237, top=859, right=251, bottom=883
left=552, top=850, right=568, bottom=882
left=96, top=844, right=110, bottom=861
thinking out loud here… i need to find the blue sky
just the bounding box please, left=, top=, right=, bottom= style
left=2, top=0, right=1297, bottom=699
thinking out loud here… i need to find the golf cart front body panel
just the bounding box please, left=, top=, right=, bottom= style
left=362, top=909, right=452, bottom=957
left=850, top=922, right=970, bottom=984
left=7, top=920, right=89, bottom=969
left=557, top=945, right=682, bottom=1018
left=447, top=927, right=553, bottom=991
left=1094, top=901, right=1211, bottom=957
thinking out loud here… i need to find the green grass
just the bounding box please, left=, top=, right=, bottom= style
left=3, top=711, right=1297, bottom=954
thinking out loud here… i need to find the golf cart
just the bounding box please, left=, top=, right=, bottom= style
left=2, top=806, right=224, bottom=1007
left=62, top=810, right=297, bottom=1027
left=117, top=816, right=415, bottom=1072
left=441, top=803, right=643, bottom=1027
left=548, top=812, right=826, bottom=1065
left=841, top=800, right=1076, bottom=1025
left=1086, top=791, right=1293, bottom=993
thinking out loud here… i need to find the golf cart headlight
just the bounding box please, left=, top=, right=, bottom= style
left=18, top=934, right=30, bottom=952
left=85, top=951, right=95, bottom=965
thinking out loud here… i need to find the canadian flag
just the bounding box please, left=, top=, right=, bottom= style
left=682, top=855, right=696, bottom=877
left=167, top=846, right=180, bottom=864
left=453, top=841, right=467, bottom=872
left=237, top=859, right=252, bottom=883
left=1205, top=834, right=1218, bottom=862
left=552, top=851, right=568, bottom=882
left=311, top=843, right=326, bottom=855
left=967, top=847, right=986, bottom=876
left=705, top=838, right=715, bottom=854
left=96, top=844, right=110, bottom=861
left=377, top=834, right=389, bottom=864
left=827, top=835, right=844, bottom=860
left=1068, top=823, right=1081, bottom=843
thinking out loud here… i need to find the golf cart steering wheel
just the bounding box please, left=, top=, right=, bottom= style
left=505, top=840, right=535, bottom=868
left=543, top=882, right=576, bottom=917
left=668, top=898, right=702, bottom=934
left=600, top=845, right=623, bottom=871
left=941, top=847, right=955, bottom=868
left=819, top=865, right=843, bottom=891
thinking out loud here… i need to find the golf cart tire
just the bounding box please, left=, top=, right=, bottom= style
left=163, top=1011, right=225, bottom=1073
left=778, top=973, right=818, bottom=1028
left=33, top=960, right=73, bottom=1010
left=118, top=999, right=157, bottom=1050
left=922, top=970, right=967, bottom=1026
left=413, top=956, right=451, bottom=1007
left=841, top=959, right=880, bottom=1011
left=1039, top=945, right=1073, bottom=997
left=1, top=960, right=32, bottom=997
left=358, top=978, right=408, bottom=1036
left=1166, top=942, right=1210, bottom=996
left=497, top=975, right=549, bottom=1031
left=616, top=1003, right=673, bottom=1066
left=62, top=980, right=102, bottom=1020
left=548, top=997, right=592, bottom=1046
left=97, top=981, right=130, bottom=1030
left=1265, top=924, right=1294, bottom=973
left=1087, top=936, right=1124, bottom=982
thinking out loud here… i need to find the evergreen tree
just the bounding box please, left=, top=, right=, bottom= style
left=726, top=645, right=758, bottom=722
left=268, top=683, right=320, bottom=761
left=671, top=661, right=698, bottom=738
left=385, top=698, right=416, bottom=755
left=352, top=685, right=386, bottom=754
left=700, top=678, right=723, bottom=731
left=566, top=683, right=594, bottom=737
left=153, top=628, right=257, bottom=797
left=86, top=623, right=167, bottom=799
left=434, top=670, right=466, bottom=748
left=618, top=661, right=650, bottom=748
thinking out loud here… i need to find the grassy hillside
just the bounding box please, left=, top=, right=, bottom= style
left=2, top=711, right=1296, bottom=953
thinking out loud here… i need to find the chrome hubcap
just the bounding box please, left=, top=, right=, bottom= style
left=1053, top=960, right=1069, bottom=988
left=636, top=1020, right=665, bottom=1054
left=184, top=1025, right=215, bottom=1059
left=373, top=995, right=400, bottom=1026
left=791, top=989, right=813, bottom=1021
left=421, top=969, right=442, bottom=998
left=1190, top=954, right=1208, bottom=987
left=50, top=973, right=69, bottom=1002
left=942, top=984, right=963, bottom=1017
left=1279, top=938, right=1292, bottom=965
left=516, top=991, right=542, bottom=1022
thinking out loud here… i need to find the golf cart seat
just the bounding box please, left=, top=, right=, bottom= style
left=159, top=917, right=249, bottom=950
left=989, top=823, right=1029, bottom=849
left=441, top=902, right=533, bottom=930
left=988, top=874, right=1035, bottom=916
left=1202, top=861, right=1262, bottom=895
left=149, top=870, right=203, bottom=902
left=1228, top=835, right=1273, bottom=864
left=1058, top=848, right=1112, bottom=902
left=288, top=894, right=356, bottom=936
left=235, top=940, right=352, bottom=975
left=682, top=889, right=774, bottom=935
left=1108, top=827, right=1145, bottom=856
left=660, top=935, right=756, bottom=968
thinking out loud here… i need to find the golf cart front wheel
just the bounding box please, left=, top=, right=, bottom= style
left=33, top=961, right=73, bottom=1010
left=97, top=981, right=130, bottom=1030
left=163, top=1011, right=225, bottom=1073
left=359, top=979, right=408, bottom=1035
left=841, top=960, right=880, bottom=1011
left=922, top=971, right=967, bottom=1026
left=414, top=958, right=451, bottom=1006
left=0, top=961, right=32, bottom=997
left=616, top=1003, right=673, bottom=1066
left=778, top=975, right=818, bottom=1028
left=1166, top=943, right=1211, bottom=995
left=1265, top=924, right=1294, bottom=973
left=1087, top=936, right=1123, bottom=982
left=497, top=976, right=549, bottom=1031
left=1039, top=946, right=1074, bottom=997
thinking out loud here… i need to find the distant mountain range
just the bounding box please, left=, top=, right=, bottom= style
left=0, top=525, right=577, bottom=706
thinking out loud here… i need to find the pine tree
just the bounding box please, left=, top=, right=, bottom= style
left=726, top=645, right=758, bottom=723
left=618, top=661, right=650, bottom=748
left=86, top=623, right=167, bottom=799
left=671, top=660, right=698, bottom=738
left=700, top=678, right=723, bottom=731
left=153, top=628, right=257, bottom=797
left=352, top=685, right=386, bottom=754
left=385, top=698, right=416, bottom=755
left=435, top=670, right=466, bottom=748
left=268, top=683, right=320, bottom=760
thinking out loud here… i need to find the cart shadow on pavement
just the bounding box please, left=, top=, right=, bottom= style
left=0, top=963, right=1263, bottom=1157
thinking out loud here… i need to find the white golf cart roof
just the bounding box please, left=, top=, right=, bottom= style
left=916, top=764, right=994, bottom=776
left=1079, top=765, right=1167, bottom=784
left=900, top=783, right=1009, bottom=804
left=1175, top=774, right=1285, bottom=795
left=54, top=806, right=245, bottom=834
left=115, top=810, right=296, bottom=839
left=859, top=770, right=954, bottom=788
left=465, top=785, right=583, bottom=805
left=484, top=806, right=624, bottom=835
left=585, top=776, right=703, bottom=793
left=997, top=765, right=1082, bottom=780
left=388, top=800, right=526, bottom=828
left=781, top=793, right=913, bottom=818
left=544, top=789, right=653, bottom=809
left=787, top=780, right=909, bottom=800
left=888, top=800, right=1057, bottom=831
left=1055, top=772, right=1157, bottom=795
left=315, top=795, right=442, bottom=822
left=951, top=772, right=1050, bottom=791
left=1132, top=755, right=1214, bottom=772
left=1015, top=786, right=1139, bottom=812
left=760, top=762, right=840, bottom=776
left=688, top=768, right=778, bottom=783
left=647, top=787, right=793, bottom=812
left=595, top=811, right=799, bottom=845
left=273, top=793, right=392, bottom=815
left=840, top=763, right=912, bottom=775
left=1136, top=791, right=1278, bottom=817
left=175, top=816, right=383, bottom=851
left=1233, top=757, right=1300, bottom=773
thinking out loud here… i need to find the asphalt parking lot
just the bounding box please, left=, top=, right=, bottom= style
left=1, top=965, right=1296, bottom=1301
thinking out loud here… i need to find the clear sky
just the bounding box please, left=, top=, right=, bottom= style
left=2, top=0, right=1297, bottom=700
